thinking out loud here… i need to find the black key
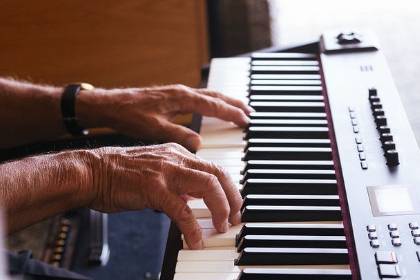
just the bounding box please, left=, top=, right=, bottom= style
left=236, top=223, right=345, bottom=245
left=241, top=205, right=342, bottom=222
left=245, top=127, right=329, bottom=139
left=251, top=52, right=317, bottom=60
left=250, top=112, right=327, bottom=119
left=251, top=74, right=321, bottom=80
left=250, top=95, right=323, bottom=101
left=237, top=235, right=347, bottom=251
left=242, top=194, right=340, bottom=209
left=243, top=147, right=332, bottom=161
left=244, top=160, right=334, bottom=171
left=241, top=178, right=337, bottom=196
left=239, top=268, right=352, bottom=280
left=248, top=119, right=328, bottom=127
left=251, top=60, right=319, bottom=66
left=245, top=138, right=331, bottom=149
left=251, top=65, right=319, bottom=74
left=250, top=101, right=325, bottom=112
left=235, top=247, right=349, bottom=265
left=251, top=79, right=322, bottom=86
left=242, top=169, right=335, bottom=182
left=250, top=85, right=322, bottom=95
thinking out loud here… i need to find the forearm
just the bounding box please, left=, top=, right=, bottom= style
left=0, top=151, right=93, bottom=233
left=0, top=78, right=66, bottom=148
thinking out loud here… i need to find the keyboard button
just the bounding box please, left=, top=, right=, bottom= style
left=368, top=232, right=378, bottom=240
left=367, top=225, right=377, bottom=232
left=412, top=229, right=420, bottom=237
left=370, top=239, right=380, bottom=248
left=359, top=152, right=366, bottom=160
left=391, top=238, right=402, bottom=247
left=414, top=237, right=420, bottom=245
left=390, top=231, right=400, bottom=238
left=353, top=126, right=359, bottom=133
left=377, top=264, right=401, bottom=278
left=388, top=224, right=398, bottom=231
left=409, top=222, right=419, bottom=230
left=417, top=251, right=420, bottom=262
left=357, top=144, right=364, bottom=152
left=355, top=136, right=363, bottom=144
left=361, top=161, right=368, bottom=170
left=375, top=251, right=398, bottom=264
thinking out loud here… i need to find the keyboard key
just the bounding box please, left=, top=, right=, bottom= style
left=237, top=235, right=347, bottom=251
left=375, top=251, right=398, bottom=264
left=391, top=238, right=402, bottom=247
left=370, top=240, right=380, bottom=248
left=241, top=205, right=342, bottom=222
left=236, top=223, right=345, bottom=245
left=235, top=247, right=349, bottom=265
left=377, top=264, right=401, bottom=278
left=238, top=268, right=351, bottom=280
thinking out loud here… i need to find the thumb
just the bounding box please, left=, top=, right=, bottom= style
left=159, top=120, right=201, bottom=151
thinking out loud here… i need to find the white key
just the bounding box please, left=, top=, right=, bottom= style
left=175, top=260, right=240, bottom=273
left=174, top=273, right=239, bottom=280
left=182, top=224, right=242, bottom=248
left=176, top=261, right=350, bottom=273
left=177, top=249, right=238, bottom=261
left=196, top=148, right=243, bottom=160
left=188, top=199, right=210, bottom=218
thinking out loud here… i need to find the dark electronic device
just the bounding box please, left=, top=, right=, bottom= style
left=160, top=30, right=420, bottom=280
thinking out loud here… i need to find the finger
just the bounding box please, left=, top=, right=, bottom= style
left=165, top=164, right=230, bottom=233
left=196, top=88, right=253, bottom=115
left=180, top=93, right=249, bottom=128
left=159, top=191, right=203, bottom=249
left=177, top=156, right=243, bottom=225
left=153, top=118, right=202, bottom=152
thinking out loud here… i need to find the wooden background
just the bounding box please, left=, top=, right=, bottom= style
left=0, top=0, right=208, bottom=88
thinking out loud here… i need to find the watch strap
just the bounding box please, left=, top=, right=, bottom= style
left=61, top=84, right=88, bottom=136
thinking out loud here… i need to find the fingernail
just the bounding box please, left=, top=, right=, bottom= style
left=190, top=239, right=204, bottom=250
left=230, top=211, right=242, bottom=225
left=247, top=106, right=255, bottom=114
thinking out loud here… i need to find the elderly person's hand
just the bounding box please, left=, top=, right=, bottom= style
left=84, top=143, right=242, bottom=249
left=77, top=84, right=252, bottom=151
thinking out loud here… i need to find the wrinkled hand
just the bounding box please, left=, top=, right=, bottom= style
left=84, top=143, right=243, bottom=249
left=79, top=84, right=252, bottom=151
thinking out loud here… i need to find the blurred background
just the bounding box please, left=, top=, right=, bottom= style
left=2, top=1, right=420, bottom=279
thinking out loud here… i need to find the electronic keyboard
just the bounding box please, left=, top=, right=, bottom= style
left=160, top=30, right=420, bottom=280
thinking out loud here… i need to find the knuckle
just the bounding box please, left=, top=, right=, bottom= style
left=173, top=84, right=189, bottom=92
left=165, top=142, right=182, bottom=151
left=204, top=173, right=219, bottom=189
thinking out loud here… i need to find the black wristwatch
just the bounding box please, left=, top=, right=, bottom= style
left=61, top=83, right=95, bottom=136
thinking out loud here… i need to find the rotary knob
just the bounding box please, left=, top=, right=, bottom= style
left=337, top=31, right=362, bottom=45
left=385, top=149, right=400, bottom=166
